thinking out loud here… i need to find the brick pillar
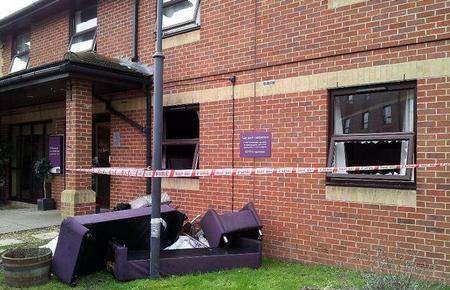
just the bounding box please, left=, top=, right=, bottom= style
left=61, top=79, right=96, bottom=218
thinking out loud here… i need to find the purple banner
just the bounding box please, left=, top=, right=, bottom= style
left=240, top=131, right=271, bottom=158
left=48, top=135, right=63, bottom=174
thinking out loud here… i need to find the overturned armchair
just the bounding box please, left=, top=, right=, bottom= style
left=51, top=202, right=263, bottom=285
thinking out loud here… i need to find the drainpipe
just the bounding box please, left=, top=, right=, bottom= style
left=145, top=83, right=151, bottom=194
left=131, top=0, right=139, bottom=62
left=150, top=0, right=164, bottom=280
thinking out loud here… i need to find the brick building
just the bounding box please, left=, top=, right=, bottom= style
left=0, top=0, right=449, bottom=281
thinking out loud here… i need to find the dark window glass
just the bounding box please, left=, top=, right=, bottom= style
left=163, top=106, right=200, bottom=170
left=334, top=89, right=414, bottom=135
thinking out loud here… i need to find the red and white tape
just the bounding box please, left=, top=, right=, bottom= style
left=72, top=162, right=450, bottom=178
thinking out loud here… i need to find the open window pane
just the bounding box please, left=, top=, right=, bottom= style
left=75, top=6, right=97, bottom=33
left=70, top=31, right=96, bottom=52
left=10, top=54, right=30, bottom=73
left=163, top=0, right=200, bottom=30
left=329, top=136, right=413, bottom=178
left=164, top=144, right=198, bottom=170
left=10, top=32, right=30, bottom=73
left=334, top=89, right=415, bottom=134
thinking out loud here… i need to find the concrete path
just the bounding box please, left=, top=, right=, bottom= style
left=0, top=208, right=61, bottom=234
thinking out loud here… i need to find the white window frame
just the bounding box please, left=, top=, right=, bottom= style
left=162, top=0, right=201, bottom=37
left=10, top=32, right=30, bottom=73
left=69, top=5, right=98, bottom=53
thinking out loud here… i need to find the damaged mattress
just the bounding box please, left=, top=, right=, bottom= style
left=52, top=205, right=186, bottom=285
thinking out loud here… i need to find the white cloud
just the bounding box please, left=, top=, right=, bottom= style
left=0, top=0, right=41, bottom=20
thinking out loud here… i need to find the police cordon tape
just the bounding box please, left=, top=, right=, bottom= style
left=72, top=162, right=450, bottom=178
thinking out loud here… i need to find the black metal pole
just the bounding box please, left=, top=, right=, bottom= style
left=146, top=83, right=151, bottom=194
left=150, top=0, right=164, bottom=280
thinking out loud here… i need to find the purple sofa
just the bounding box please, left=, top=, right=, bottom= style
left=52, top=205, right=186, bottom=285
left=108, top=202, right=263, bottom=281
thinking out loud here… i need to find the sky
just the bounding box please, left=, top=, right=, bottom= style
left=0, top=0, right=40, bottom=19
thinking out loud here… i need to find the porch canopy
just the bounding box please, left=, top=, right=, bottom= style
left=0, top=52, right=153, bottom=112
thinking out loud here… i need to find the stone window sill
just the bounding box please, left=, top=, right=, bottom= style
left=325, top=186, right=416, bottom=207
left=162, top=30, right=201, bottom=50
left=162, top=178, right=199, bottom=191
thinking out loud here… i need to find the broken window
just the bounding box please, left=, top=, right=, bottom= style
left=328, top=82, right=416, bottom=185
left=10, top=32, right=30, bottom=73
left=162, top=105, right=199, bottom=170
left=70, top=5, right=97, bottom=53
left=162, top=0, right=201, bottom=36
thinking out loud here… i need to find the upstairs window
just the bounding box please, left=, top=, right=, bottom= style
left=70, top=5, right=97, bottom=53
left=163, top=0, right=201, bottom=36
left=328, top=82, right=416, bottom=187
left=10, top=32, right=30, bottom=73
left=162, top=105, right=200, bottom=170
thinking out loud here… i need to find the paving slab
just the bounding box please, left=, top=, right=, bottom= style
left=32, top=231, right=59, bottom=240
left=0, top=238, right=23, bottom=247
left=0, top=208, right=61, bottom=234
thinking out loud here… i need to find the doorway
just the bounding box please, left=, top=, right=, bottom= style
left=93, top=115, right=111, bottom=210
left=9, top=121, right=53, bottom=203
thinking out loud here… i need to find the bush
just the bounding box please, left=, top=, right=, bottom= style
left=359, top=248, right=442, bottom=290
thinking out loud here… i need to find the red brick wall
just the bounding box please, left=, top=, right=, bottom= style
left=29, top=10, right=70, bottom=67
left=0, top=0, right=449, bottom=281
left=97, top=0, right=134, bottom=59
left=109, top=108, right=147, bottom=207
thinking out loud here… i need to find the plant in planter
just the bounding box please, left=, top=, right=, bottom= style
left=34, top=158, right=56, bottom=211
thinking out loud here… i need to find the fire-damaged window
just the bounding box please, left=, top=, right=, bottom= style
left=162, top=0, right=201, bottom=36
left=327, top=82, right=416, bottom=187
left=10, top=32, right=30, bottom=73
left=69, top=5, right=97, bottom=53
left=162, top=105, right=200, bottom=170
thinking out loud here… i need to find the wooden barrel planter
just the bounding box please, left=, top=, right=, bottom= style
left=1, top=248, right=52, bottom=287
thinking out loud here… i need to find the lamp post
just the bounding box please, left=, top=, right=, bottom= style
left=150, top=0, right=164, bottom=279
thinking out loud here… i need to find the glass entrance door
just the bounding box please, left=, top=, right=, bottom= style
left=9, top=122, right=52, bottom=203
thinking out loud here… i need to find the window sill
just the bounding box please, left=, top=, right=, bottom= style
left=325, top=185, right=416, bottom=207
left=162, top=178, right=199, bottom=191
left=328, top=0, right=367, bottom=9
left=162, top=29, right=201, bottom=50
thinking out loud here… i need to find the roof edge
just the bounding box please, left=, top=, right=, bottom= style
left=0, top=0, right=61, bottom=31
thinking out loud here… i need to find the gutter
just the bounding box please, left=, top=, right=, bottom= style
left=0, top=61, right=148, bottom=93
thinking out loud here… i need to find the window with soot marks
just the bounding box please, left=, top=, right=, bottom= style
left=163, top=105, right=199, bottom=170
left=327, top=82, right=416, bottom=187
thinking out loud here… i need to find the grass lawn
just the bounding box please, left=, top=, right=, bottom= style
left=0, top=228, right=449, bottom=290
left=1, top=258, right=365, bottom=290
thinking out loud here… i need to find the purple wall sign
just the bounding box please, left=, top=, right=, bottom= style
left=48, top=135, right=63, bottom=174
left=240, top=131, right=272, bottom=158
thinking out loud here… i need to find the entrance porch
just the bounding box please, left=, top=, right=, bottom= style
left=0, top=52, right=152, bottom=217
